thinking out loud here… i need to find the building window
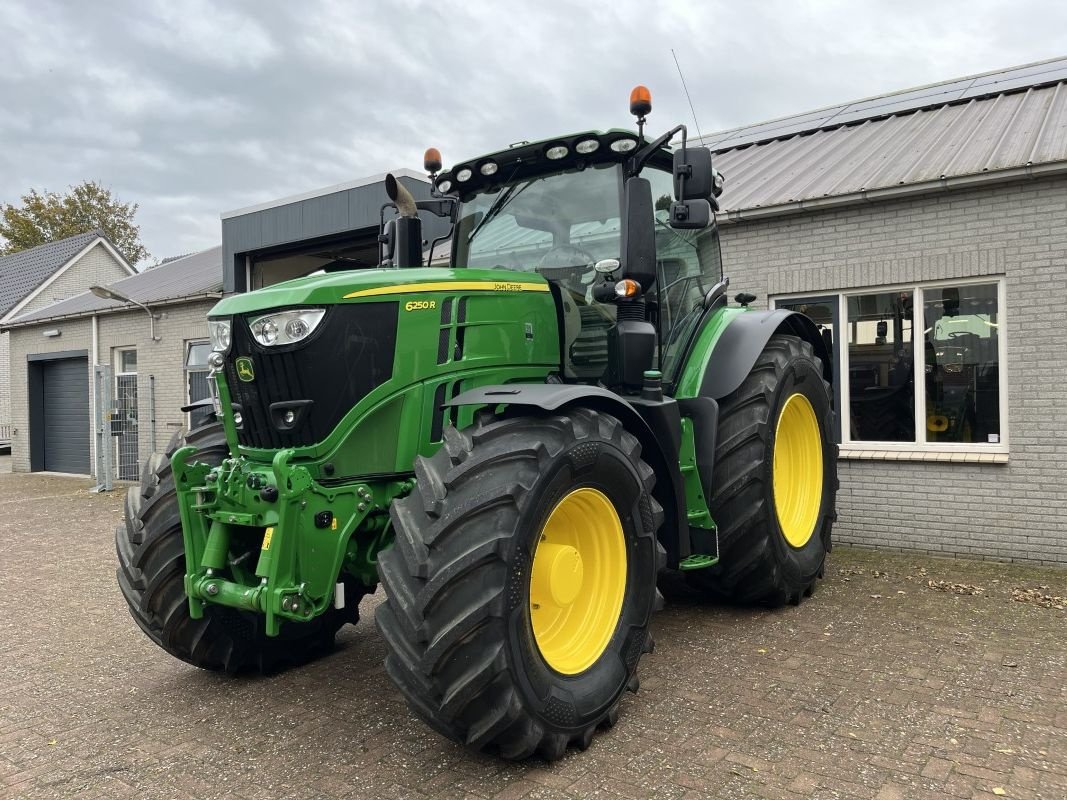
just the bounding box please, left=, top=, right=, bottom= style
left=774, top=278, right=1006, bottom=453
left=185, top=340, right=213, bottom=429
left=113, top=347, right=139, bottom=481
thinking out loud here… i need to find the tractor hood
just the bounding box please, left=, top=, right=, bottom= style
left=209, top=267, right=550, bottom=317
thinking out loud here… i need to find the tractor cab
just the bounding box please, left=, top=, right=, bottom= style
left=381, top=87, right=725, bottom=392
left=444, top=134, right=724, bottom=385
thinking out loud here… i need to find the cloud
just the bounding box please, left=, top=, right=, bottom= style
left=0, top=0, right=1064, bottom=262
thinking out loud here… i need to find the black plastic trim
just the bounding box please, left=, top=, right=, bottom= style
left=700, top=309, right=833, bottom=400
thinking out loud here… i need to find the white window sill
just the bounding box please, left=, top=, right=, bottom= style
left=838, top=448, right=1008, bottom=464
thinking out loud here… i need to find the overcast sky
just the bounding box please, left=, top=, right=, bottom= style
left=1, top=0, right=1065, bottom=263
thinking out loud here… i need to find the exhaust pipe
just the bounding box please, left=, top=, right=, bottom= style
left=384, top=173, right=423, bottom=268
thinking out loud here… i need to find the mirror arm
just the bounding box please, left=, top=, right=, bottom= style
left=627, top=124, right=687, bottom=178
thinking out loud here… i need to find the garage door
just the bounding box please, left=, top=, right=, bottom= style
left=41, top=357, right=90, bottom=474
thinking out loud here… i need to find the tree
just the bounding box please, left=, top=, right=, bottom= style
left=0, top=181, right=150, bottom=265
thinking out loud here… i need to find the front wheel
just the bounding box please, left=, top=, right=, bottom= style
left=375, top=408, right=665, bottom=760
left=688, top=333, right=837, bottom=606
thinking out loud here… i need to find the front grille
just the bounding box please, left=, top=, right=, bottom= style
left=225, top=303, right=398, bottom=448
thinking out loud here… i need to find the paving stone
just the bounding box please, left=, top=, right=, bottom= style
left=0, top=471, right=1065, bottom=799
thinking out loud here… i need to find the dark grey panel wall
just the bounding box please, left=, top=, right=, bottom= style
left=222, top=175, right=450, bottom=293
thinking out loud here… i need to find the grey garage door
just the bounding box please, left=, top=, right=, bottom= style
left=40, top=357, right=90, bottom=474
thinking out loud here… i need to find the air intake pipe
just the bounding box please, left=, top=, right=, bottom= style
left=385, top=173, right=423, bottom=268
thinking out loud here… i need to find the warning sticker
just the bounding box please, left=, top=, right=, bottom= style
left=262, top=527, right=274, bottom=550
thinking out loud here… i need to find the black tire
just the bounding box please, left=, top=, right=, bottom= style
left=116, top=419, right=370, bottom=673
left=688, top=333, right=837, bottom=606
left=376, top=408, right=665, bottom=761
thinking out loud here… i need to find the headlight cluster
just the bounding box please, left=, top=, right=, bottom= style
left=248, top=308, right=326, bottom=347
left=208, top=318, right=231, bottom=354
left=438, top=134, right=639, bottom=194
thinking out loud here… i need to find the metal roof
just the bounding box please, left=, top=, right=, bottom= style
left=710, top=73, right=1067, bottom=219
left=0, top=230, right=105, bottom=319
left=6, top=245, right=223, bottom=327
left=701, top=55, right=1067, bottom=152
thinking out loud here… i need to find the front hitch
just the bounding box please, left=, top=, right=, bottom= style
left=170, top=445, right=400, bottom=636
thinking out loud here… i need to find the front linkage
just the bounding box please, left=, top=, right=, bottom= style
left=171, top=444, right=407, bottom=636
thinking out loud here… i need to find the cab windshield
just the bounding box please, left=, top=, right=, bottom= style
left=452, top=162, right=622, bottom=272
left=451, top=161, right=721, bottom=384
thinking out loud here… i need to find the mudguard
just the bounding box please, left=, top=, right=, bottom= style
left=446, top=384, right=691, bottom=567
left=699, top=309, right=832, bottom=400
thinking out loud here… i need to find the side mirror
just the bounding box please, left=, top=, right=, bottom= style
left=672, top=147, right=714, bottom=201
left=669, top=199, right=712, bottom=230
left=378, top=219, right=396, bottom=265
left=621, top=176, right=656, bottom=289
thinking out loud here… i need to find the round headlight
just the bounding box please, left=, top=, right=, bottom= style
left=575, top=139, right=600, bottom=154
left=480, top=161, right=498, bottom=176
left=251, top=318, right=278, bottom=345
left=455, top=167, right=472, bottom=182
left=286, top=318, right=310, bottom=340
left=546, top=145, right=568, bottom=160
left=610, top=138, right=638, bottom=153
left=436, top=179, right=452, bottom=193
left=208, top=319, right=231, bottom=353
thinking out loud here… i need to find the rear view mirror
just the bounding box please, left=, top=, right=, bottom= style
left=669, top=199, right=712, bottom=230
left=673, top=147, right=714, bottom=201
left=378, top=220, right=396, bottom=265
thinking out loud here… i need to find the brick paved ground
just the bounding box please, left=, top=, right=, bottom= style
left=1, top=471, right=1064, bottom=800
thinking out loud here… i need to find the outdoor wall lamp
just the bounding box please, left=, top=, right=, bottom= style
left=90, top=285, right=162, bottom=342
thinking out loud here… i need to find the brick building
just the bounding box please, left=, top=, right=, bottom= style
left=0, top=230, right=136, bottom=450
left=1, top=247, right=221, bottom=478
left=700, top=58, right=1067, bottom=564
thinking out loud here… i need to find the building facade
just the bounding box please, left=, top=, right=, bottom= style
left=2, top=248, right=221, bottom=478
left=0, top=231, right=135, bottom=448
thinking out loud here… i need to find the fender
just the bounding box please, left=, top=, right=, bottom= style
left=446, top=384, right=690, bottom=567
left=699, top=309, right=833, bottom=400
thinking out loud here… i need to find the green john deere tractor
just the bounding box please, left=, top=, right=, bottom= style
left=117, top=86, right=836, bottom=760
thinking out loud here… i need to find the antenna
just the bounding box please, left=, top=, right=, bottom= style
left=671, top=48, right=704, bottom=143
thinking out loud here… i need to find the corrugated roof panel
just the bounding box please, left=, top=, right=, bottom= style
left=701, top=56, right=1067, bottom=152
left=712, top=76, right=1067, bottom=215
left=1028, top=82, right=1067, bottom=164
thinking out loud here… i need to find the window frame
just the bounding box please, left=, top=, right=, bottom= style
left=772, top=275, right=1009, bottom=455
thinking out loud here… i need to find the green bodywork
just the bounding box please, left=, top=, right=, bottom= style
left=171, top=127, right=751, bottom=632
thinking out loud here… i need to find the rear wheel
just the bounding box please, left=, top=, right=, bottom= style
left=116, top=419, right=370, bottom=673
left=376, top=408, right=665, bottom=760
left=689, top=333, right=837, bottom=606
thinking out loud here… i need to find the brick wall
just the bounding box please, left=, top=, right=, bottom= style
left=96, top=301, right=215, bottom=470
left=20, top=242, right=131, bottom=315
left=6, top=300, right=215, bottom=476
left=718, top=175, right=1067, bottom=564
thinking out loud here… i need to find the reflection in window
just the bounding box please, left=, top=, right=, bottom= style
left=847, top=292, right=914, bottom=441
left=923, top=284, right=1000, bottom=444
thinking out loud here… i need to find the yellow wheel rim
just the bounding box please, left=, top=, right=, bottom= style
left=530, top=488, right=627, bottom=675
left=772, top=393, right=824, bottom=548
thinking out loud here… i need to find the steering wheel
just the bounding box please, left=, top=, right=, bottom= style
left=536, top=244, right=595, bottom=276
